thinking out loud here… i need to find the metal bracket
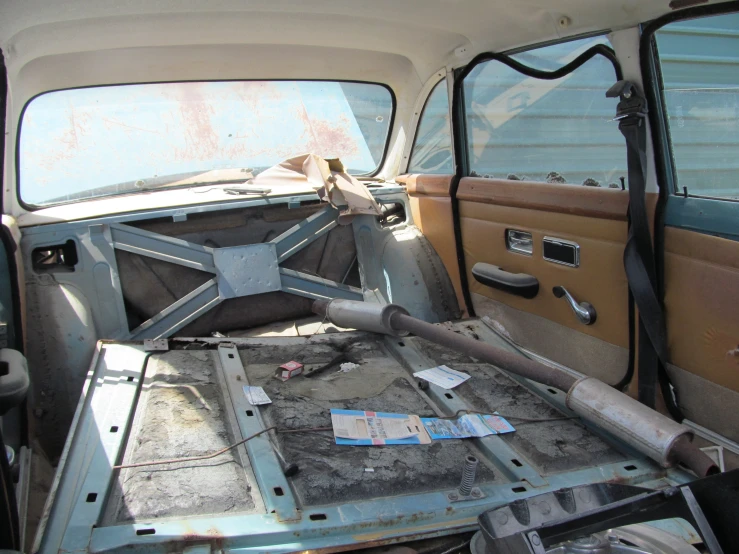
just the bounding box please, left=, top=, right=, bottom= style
left=143, top=339, right=169, bottom=351
left=108, top=205, right=362, bottom=339
left=447, top=488, right=485, bottom=502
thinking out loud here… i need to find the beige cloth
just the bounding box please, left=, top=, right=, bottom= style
left=250, top=154, right=381, bottom=224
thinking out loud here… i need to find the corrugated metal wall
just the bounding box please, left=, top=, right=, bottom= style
left=465, top=36, right=627, bottom=187
left=656, top=13, right=739, bottom=199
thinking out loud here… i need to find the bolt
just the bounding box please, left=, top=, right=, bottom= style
left=471, top=489, right=481, bottom=498
left=530, top=533, right=541, bottom=546
left=448, top=492, right=459, bottom=501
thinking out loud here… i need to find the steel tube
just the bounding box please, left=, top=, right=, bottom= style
left=671, top=436, right=719, bottom=477
left=389, top=312, right=578, bottom=391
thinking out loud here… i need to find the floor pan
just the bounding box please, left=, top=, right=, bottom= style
left=35, top=320, right=692, bottom=553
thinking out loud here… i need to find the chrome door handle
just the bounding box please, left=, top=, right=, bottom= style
left=553, top=286, right=597, bottom=325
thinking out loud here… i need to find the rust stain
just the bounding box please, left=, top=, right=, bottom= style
left=351, top=515, right=478, bottom=543
left=307, top=117, right=361, bottom=160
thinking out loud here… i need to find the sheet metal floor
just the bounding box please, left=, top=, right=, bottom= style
left=106, top=320, right=626, bottom=523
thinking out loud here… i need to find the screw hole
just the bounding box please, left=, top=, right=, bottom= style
left=398, top=341, right=405, bottom=347
left=110, top=426, right=119, bottom=433
left=310, top=513, right=327, bottom=521
left=445, top=393, right=453, bottom=399
left=624, top=464, right=637, bottom=471
left=136, top=528, right=156, bottom=536
left=246, top=410, right=254, bottom=416
left=512, top=486, right=526, bottom=493
left=228, top=353, right=234, bottom=359
left=274, top=487, right=284, bottom=497
left=547, top=388, right=557, bottom=394
left=127, top=376, right=134, bottom=382
left=511, top=459, right=522, bottom=467
left=86, top=493, right=98, bottom=503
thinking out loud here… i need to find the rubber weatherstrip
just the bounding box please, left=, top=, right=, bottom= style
left=449, top=43, right=623, bottom=318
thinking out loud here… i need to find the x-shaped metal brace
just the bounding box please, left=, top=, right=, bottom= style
left=109, top=205, right=362, bottom=339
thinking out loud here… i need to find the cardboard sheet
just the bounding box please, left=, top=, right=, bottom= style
left=330, top=409, right=431, bottom=446
left=421, top=414, right=515, bottom=440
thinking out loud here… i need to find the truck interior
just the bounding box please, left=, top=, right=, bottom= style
left=1, top=1, right=738, bottom=552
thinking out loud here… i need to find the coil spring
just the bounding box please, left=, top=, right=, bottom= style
left=459, top=455, right=479, bottom=496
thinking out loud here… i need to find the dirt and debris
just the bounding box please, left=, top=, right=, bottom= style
left=104, top=351, right=259, bottom=523
left=239, top=336, right=497, bottom=506
left=411, top=329, right=626, bottom=475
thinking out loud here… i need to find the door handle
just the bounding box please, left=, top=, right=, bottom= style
left=472, top=263, right=539, bottom=299
left=553, top=286, right=596, bottom=325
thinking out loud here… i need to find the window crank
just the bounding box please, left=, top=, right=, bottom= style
left=552, top=286, right=597, bottom=325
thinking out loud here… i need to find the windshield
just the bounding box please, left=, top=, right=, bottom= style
left=18, top=81, right=394, bottom=207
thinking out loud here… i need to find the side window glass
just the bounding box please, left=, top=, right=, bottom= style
left=655, top=13, right=739, bottom=200
left=408, top=79, right=454, bottom=174
left=463, top=37, right=626, bottom=188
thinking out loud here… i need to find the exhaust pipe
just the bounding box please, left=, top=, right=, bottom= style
left=312, top=299, right=717, bottom=477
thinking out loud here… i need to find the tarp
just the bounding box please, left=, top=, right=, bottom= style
left=250, top=154, right=382, bottom=224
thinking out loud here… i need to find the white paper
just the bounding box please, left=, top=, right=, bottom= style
left=243, top=385, right=272, bottom=406
left=413, top=365, right=471, bottom=389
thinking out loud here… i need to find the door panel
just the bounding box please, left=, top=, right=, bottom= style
left=401, top=174, right=468, bottom=316
left=663, top=227, right=739, bottom=441
left=457, top=177, right=636, bottom=381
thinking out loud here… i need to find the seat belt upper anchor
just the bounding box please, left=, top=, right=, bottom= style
left=607, top=80, right=647, bottom=122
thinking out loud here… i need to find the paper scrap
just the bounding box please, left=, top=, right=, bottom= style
left=338, top=362, right=359, bottom=373
left=330, top=409, right=431, bottom=446
left=413, top=365, right=471, bottom=389
left=364, top=467, right=375, bottom=473
left=421, top=414, right=515, bottom=440
left=243, top=386, right=272, bottom=406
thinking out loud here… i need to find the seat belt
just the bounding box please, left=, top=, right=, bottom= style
left=607, top=81, right=682, bottom=420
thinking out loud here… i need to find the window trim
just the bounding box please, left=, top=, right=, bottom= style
left=15, top=79, right=396, bottom=211
left=407, top=76, right=452, bottom=174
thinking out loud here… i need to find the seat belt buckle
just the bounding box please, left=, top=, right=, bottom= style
left=607, top=80, right=647, bottom=122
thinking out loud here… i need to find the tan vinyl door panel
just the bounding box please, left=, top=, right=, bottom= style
left=458, top=177, right=633, bottom=347
left=664, top=227, right=739, bottom=393
left=662, top=227, right=739, bottom=441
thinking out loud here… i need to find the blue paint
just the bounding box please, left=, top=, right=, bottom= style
left=665, top=195, right=739, bottom=241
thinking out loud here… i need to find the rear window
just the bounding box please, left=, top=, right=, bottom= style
left=19, top=81, right=394, bottom=207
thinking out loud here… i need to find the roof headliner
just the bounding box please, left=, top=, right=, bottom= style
left=0, top=0, right=698, bottom=218
left=2, top=0, right=679, bottom=88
